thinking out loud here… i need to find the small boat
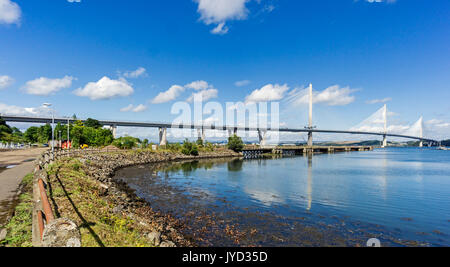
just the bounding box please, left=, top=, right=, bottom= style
left=438, top=146, right=449, bottom=151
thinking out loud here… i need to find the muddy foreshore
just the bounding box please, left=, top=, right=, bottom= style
left=71, top=149, right=240, bottom=247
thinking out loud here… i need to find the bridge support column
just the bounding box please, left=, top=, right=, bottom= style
left=110, top=124, right=117, bottom=139
left=228, top=128, right=238, bottom=137
left=307, top=131, right=313, bottom=147
left=197, top=128, right=206, bottom=143
left=419, top=140, right=423, bottom=148
left=258, top=130, right=268, bottom=147
left=382, top=135, right=387, bottom=148
left=159, top=127, right=167, bottom=146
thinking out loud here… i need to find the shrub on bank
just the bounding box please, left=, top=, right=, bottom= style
left=112, top=136, right=140, bottom=149
left=228, top=134, right=244, bottom=152
left=181, top=139, right=199, bottom=156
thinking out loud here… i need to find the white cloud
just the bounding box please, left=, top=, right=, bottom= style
left=365, top=0, right=396, bottom=3
left=0, top=102, right=51, bottom=117
left=195, top=0, right=249, bottom=34
left=0, top=75, right=14, bottom=89
left=123, top=67, right=147, bottom=78
left=426, top=119, right=450, bottom=128
left=422, top=119, right=450, bottom=140
left=185, top=80, right=210, bottom=91
left=74, top=76, right=134, bottom=100
left=120, top=104, right=148, bottom=113
left=235, top=80, right=251, bottom=87
left=23, top=76, right=74, bottom=96
left=366, top=97, right=392, bottom=104
left=185, top=80, right=219, bottom=102
left=287, top=85, right=356, bottom=106
left=245, top=84, right=289, bottom=103
left=211, top=22, right=229, bottom=35
left=131, top=104, right=147, bottom=112
left=152, top=85, right=185, bottom=104
left=120, top=104, right=134, bottom=112
left=152, top=80, right=219, bottom=104
left=0, top=0, right=21, bottom=25
left=187, top=88, right=218, bottom=102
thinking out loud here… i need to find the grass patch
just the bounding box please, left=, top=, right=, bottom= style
left=47, top=158, right=152, bottom=247
left=0, top=173, right=34, bottom=247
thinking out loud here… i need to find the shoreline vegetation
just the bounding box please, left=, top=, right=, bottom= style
left=3, top=148, right=240, bottom=247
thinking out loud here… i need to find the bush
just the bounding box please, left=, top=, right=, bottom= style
left=112, top=136, right=139, bottom=149
left=228, top=134, right=244, bottom=152
left=181, top=139, right=199, bottom=156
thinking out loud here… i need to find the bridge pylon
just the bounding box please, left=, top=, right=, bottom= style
left=197, top=128, right=206, bottom=143
left=419, top=116, right=424, bottom=148
left=258, top=130, right=268, bottom=147
left=159, top=127, right=167, bottom=146
left=382, top=135, right=387, bottom=148
left=305, top=83, right=315, bottom=147
left=228, top=127, right=238, bottom=137
left=381, top=104, right=388, bottom=148
left=110, top=124, right=118, bottom=139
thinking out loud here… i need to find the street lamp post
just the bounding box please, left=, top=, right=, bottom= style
left=59, top=130, right=62, bottom=149
left=43, top=103, right=54, bottom=154
left=67, top=118, right=70, bottom=150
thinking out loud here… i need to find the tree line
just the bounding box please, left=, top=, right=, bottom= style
left=1, top=116, right=245, bottom=152
left=0, top=117, right=113, bottom=148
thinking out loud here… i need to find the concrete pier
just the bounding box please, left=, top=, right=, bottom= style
left=159, top=127, right=167, bottom=146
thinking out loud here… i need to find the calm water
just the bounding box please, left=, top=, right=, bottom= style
left=114, top=148, right=450, bottom=246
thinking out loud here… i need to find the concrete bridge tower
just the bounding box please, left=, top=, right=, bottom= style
left=110, top=124, right=118, bottom=139
left=382, top=104, right=388, bottom=148
left=258, top=130, right=268, bottom=147
left=307, top=83, right=314, bottom=147
left=228, top=127, right=238, bottom=137
left=419, top=116, right=424, bottom=147
left=159, top=127, right=167, bottom=146
left=197, top=128, right=206, bottom=143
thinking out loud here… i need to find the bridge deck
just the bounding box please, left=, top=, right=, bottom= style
left=1, top=115, right=436, bottom=142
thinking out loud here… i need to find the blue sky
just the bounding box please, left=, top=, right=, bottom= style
left=0, top=0, right=449, bottom=140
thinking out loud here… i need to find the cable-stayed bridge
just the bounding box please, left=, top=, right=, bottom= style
left=1, top=85, right=438, bottom=147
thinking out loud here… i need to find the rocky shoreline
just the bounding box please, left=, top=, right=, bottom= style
left=68, top=149, right=240, bottom=247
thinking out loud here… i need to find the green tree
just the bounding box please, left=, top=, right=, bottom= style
left=112, top=136, right=139, bottom=149
left=93, top=128, right=114, bottom=146
left=228, top=134, right=244, bottom=152
left=196, top=138, right=204, bottom=147
left=84, top=118, right=102, bottom=129
left=24, top=127, right=39, bottom=143
left=181, top=139, right=199, bottom=156
left=70, top=124, right=83, bottom=148
left=142, top=139, right=149, bottom=149
left=37, top=124, right=52, bottom=144
left=0, top=116, right=12, bottom=141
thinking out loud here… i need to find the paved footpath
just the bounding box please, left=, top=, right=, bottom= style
left=0, top=148, right=48, bottom=227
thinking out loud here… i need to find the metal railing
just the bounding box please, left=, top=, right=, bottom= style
left=32, top=147, right=112, bottom=245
